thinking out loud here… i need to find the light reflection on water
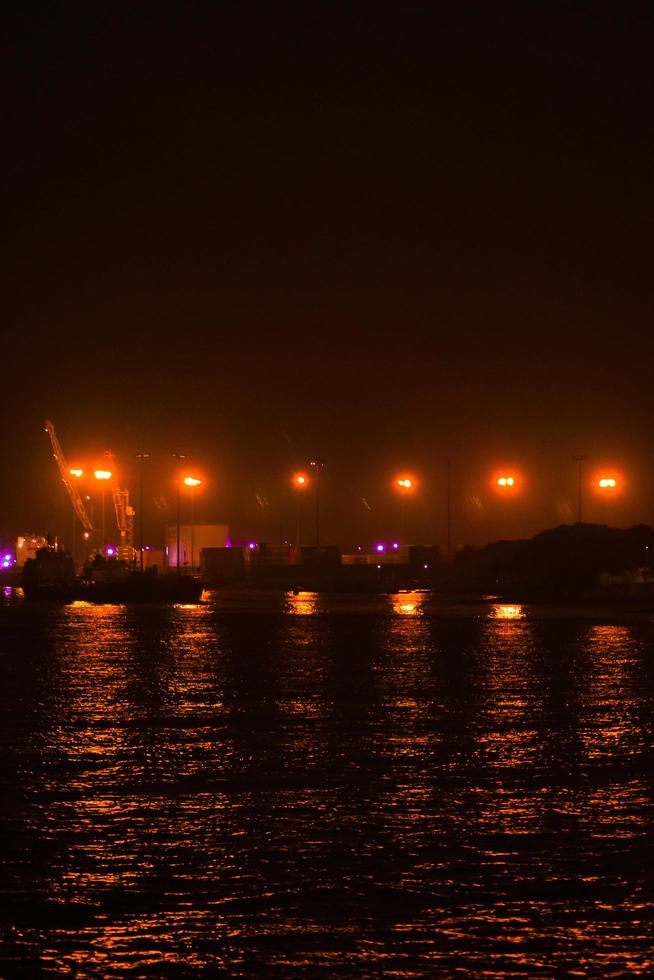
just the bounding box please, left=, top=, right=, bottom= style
left=389, top=590, right=427, bottom=617
left=0, top=595, right=653, bottom=976
left=489, top=603, right=525, bottom=620
left=283, top=590, right=320, bottom=615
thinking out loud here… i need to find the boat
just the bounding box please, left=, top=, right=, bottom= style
left=21, top=548, right=205, bottom=603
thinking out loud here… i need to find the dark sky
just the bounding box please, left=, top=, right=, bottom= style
left=3, top=3, right=653, bottom=549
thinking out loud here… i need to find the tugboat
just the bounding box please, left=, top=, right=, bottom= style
left=22, top=548, right=205, bottom=604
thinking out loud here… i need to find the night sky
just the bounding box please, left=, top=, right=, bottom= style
left=3, top=4, right=653, bottom=550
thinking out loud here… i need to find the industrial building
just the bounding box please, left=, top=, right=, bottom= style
left=15, top=535, right=49, bottom=567
left=164, top=524, right=230, bottom=570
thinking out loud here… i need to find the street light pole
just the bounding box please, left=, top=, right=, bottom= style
left=395, top=477, right=413, bottom=542
left=292, top=474, right=307, bottom=553
left=172, top=453, right=187, bottom=572
left=183, top=477, right=201, bottom=571
left=68, top=468, right=84, bottom=567
left=136, top=453, right=150, bottom=570
left=446, top=457, right=452, bottom=559
left=598, top=476, right=618, bottom=526
left=310, top=459, right=325, bottom=549
left=496, top=475, right=516, bottom=540
left=94, top=469, right=112, bottom=554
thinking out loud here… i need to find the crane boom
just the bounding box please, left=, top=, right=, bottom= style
left=44, top=420, right=94, bottom=533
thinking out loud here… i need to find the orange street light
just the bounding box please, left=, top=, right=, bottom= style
left=598, top=477, right=617, bottom=489
left=293, top=473, right=308, bottom=488
left=69, top=468, right=83, bottom=478
left=94, top=469, right=112, bottom=480
left=396, top=477, right=413, bottom=489
left=497, top=476, right=515, bottom=487
left=184, top=476, right=202, bottom=487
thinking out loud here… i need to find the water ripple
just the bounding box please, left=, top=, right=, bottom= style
left=0, top=593, right=653, bottom=976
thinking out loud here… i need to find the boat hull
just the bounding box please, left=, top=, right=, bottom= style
left=22, top=576, right=205, bottom=604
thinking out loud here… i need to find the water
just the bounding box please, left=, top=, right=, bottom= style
left=1, top=589, right=653, bottom=977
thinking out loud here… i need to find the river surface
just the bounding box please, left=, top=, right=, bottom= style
left=1, top=588, right=653, bottom=977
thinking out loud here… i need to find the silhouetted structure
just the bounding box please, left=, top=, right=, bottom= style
left=448, top=523, right=654, bottom=598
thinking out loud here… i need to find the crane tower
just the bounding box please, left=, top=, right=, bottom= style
left=45, top=421, right=135, bottom=562
left=103, top=450, right=135, bottom=560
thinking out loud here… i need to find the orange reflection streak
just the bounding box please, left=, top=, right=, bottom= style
left=284, top=591, right=319, bottom=615
left=489, top=604, right=525, bottom=620
left=579, top=624, right=641, bottom=763
left=36, top=595, right=237, bottom=933
left=390, top=590, right=427, bottom=617
left=473, top=611, right=543, bottom=833
left=380, top=590, right=432, bottom=781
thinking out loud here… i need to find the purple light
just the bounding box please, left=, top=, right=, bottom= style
left=392, top=542, right=399, bottom=550
left=105, top=546, right=115, bottom=557
left=423, top=563, right=429, bottom=569
left=248, top=542, right=257, bottom=551
left=375, top=543, right=385, bottom=553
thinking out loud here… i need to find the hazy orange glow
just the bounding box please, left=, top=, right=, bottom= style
left=69, top=468, right=83, bottom=478
left=293, top=473, right=308, bottom=488
left=183, top=476, right=202, bottom=487
left=598, top=477, right=617, bottom=489
left=94, top=469, right=112, bottom=480
left=497, top=476, right=515, bottom=487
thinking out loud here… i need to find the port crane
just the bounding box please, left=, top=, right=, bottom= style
left=45, top=421, right=135, bottom=560
left=102, top=450, right=135, bottom=559
left=45, top=419, right=94, bottom=536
